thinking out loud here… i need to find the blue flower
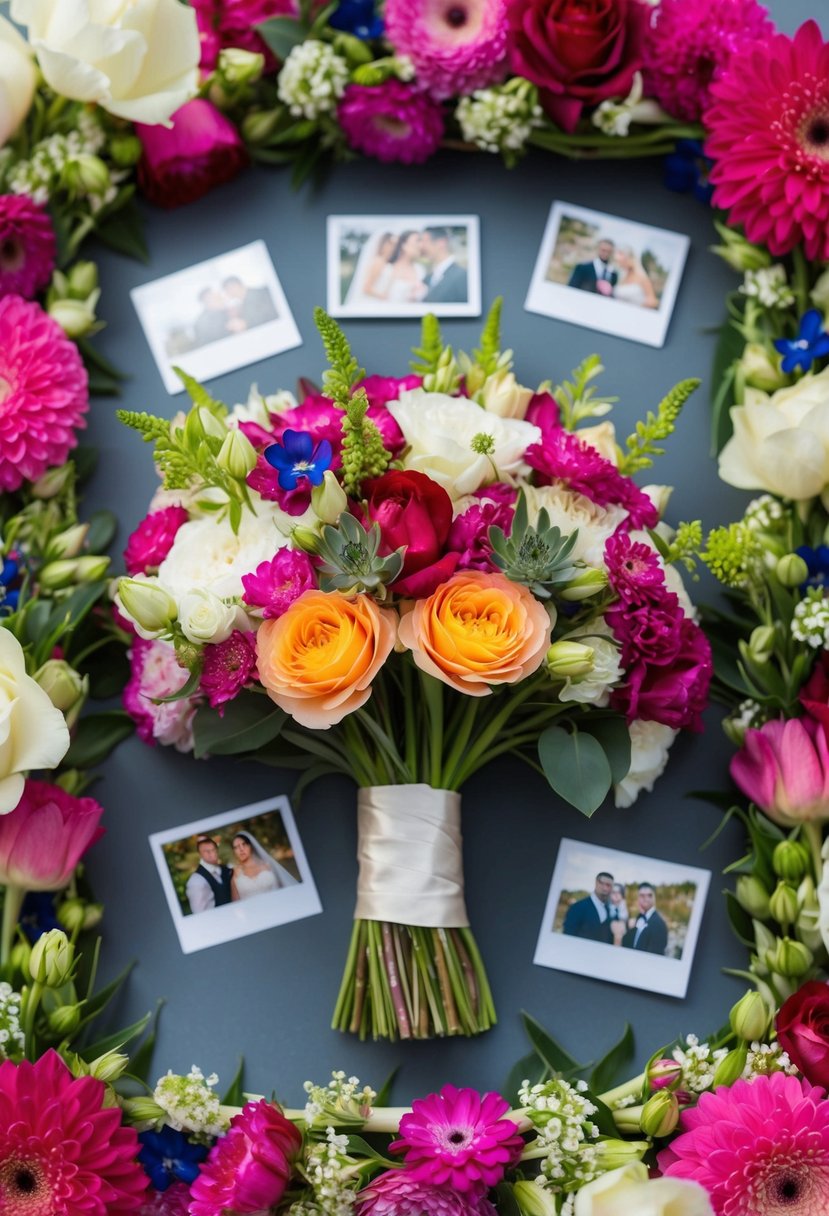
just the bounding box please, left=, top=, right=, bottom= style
left=797, top=545, right=829, bottom=591
left=774, top=310, right=829, bottom=374
left=20, top=892, right=62, bottom=942
left=0, top=553, right=20, bottom=615
left=138, top=1126, right=208, bottom=1191
left=664, top=140, right=714, bottom=205
left=329, top=0, right=383, bottom=39
left=264, top=430, right=333, bottom=490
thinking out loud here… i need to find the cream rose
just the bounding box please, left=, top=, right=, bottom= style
left=718, top=368, right=829, bottom=500
left=0, top=629, right=70, bottom=814
left=0, top=16, right=36, bottom=148
left=614, top=720, right=679, bottom=808
left=178, top=589, right=237, bottom=645
left=10, top=0, right=200, bottom=125
left=523, top=483, right=627, bottom=568
left=578, top=420, right=618, bottom=465
left=481, top=370, right=534, bottom=419
left=158, top=507, right=288, bottom=602
left=387, top=388, right=540, bottom=498
left=574, top=1163, right=714, bottom=1216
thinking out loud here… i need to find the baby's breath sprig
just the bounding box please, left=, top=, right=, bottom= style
left=618, top=378, right=699, bottom=475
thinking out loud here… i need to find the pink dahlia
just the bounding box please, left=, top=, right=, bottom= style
left=199, top=630, right=258, bottom=709
left=124, top=507, right=190, bottom=576
left=191, top=0, right=297, bottom=71
left=123, top=638, right=202, bottom=752
left=643, top=0, right=774, bottom=123
left=659, top=1072, right=829, bottom=1216
left=0, top=196, right=56, bottom=300
left=241, top=549, right=316, bottom=618
left=705, top=21, right=829, bottom=260
left=338, top=81, right=445, bottom=164
left=0, top=295, right=88, bottom=493
left=383, top=0, right=508, bottom=101
left=0, top=1050, right=146, bottom=1214
left=390, top=1084, right=523, bottom=1192
left=189, top=1099, right=301, bottom=1216
left=356, top=1170, right=498, bottom=1216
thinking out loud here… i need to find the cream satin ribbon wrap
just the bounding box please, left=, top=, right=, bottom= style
left=354, top=784, right=469, bottom=927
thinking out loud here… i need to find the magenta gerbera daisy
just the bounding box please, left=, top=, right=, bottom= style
left=356, top=1170, right=498, bottom=1216
left=0, top=196, right=56, bottom=300
left=384, top=0, right=508, bottom=101
left=390, top=1084, right=523, bottom=1193
left=0, top=295, right=88, bottom=493
left=337, top=81, right=445, bottom=164
left=705, top=20, right=829, bottom=260
left=0, top=1050, right=146, bottom=1215
left=189, top=1099, right=301, bottom=1216
left=659, top=1072, right=829, bottom=1215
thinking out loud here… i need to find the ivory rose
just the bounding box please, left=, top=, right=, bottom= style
left=256, top=591, right=397, bottom=728
left=0, top=629, right=70, bottom=814
left=158, top=507, right=288, bottom=602
left=0, top=15, right=36, bottom=148
left=573, top=1162, right=713, bottom=1215
left=398, top=571, right=552, bottom=696
left=10, top=0, right=200, bottom=126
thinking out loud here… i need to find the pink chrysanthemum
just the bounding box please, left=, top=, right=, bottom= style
left=241, top=550, right=317, bottom=618
left=525, top=428, right=658, bottom=530
left=384, top=0, right=508, bottom=101
left=0, top=295, right=88, bottom=493
left=448, top=495, right=515, bottom=571
left=200, top=630, right=258, bottom=709
left=124, top=507, right=190, bottom=576
left=139, top=1183, right=191, bottom=1216
left=0, top=1050, right=146, bottom=1215
left=604, top=531, right=667, bottom=601
left=390, top=1084, right=523, bottom=1193
left=356, top=1170, right=498, bottom=1216
left=123, top=638, right=201, bottom=752
left=659, top=1073, right=829, bottom=1215
left=338, top=81, right=445, bottom=164
left=189, top=1099, right=301, bottom=1216
left=643, top=0, right=774, bottom=122
left=0, top=196, right=56, bottom=300
left=705, top=21, right=829, bottom=260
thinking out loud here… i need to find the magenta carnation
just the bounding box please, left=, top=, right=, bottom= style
left=359, top=374, right=422, bottom=412
left=191, top=0, right=297, bottom=70
left=189, top=1099, right=301, bottom=1216
left=241, top=549, right=316, bottom=618
left=604, top=531, right=668, bottom=601
left=643, top=0, right=774, bottom=122
left=123, top=638, right=201, bottom=752
left=338, top=81, right=445, bottom=164
left=659, top=1072, right=829, bottom=1216
left=390, top=1084, right=523, bottom=1193
left=525, top=427, right=658, bottom=529
left=448, top=496, right=515, bottom=571
left=705, top=20, right=829, bottom=260
left=0, top=295, right=88, bottom=493
left=607, top=593, right=684, bottom=668
left=139, top=1184, right=191, bottom=1216
left=612, top=617, right=711, bottom=731
left=200, top=630, right=258, bottom=709
left=124, top=507, right=189, bottom=576
left=0, top=196, right=56, bottom=300
left=384, top=0, right=508, bottom=101
left=356, top=1170, right=498, bottom=1216
left=0, top=1050, right=146, bottom=1214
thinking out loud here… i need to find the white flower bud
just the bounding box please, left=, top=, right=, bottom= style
left=178, top=588, right=236, bottom=644
left=118, top=576, right=178, bottom=636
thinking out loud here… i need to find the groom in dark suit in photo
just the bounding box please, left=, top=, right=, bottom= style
left=623, top=883, right=668, bottom=954
left=562, top=871, right=614, bottom=944
left=422, top=227, right=468, bottom=304
left=185, top=835, right=234, bottom=914
left=567, top=237, right=618, bottom=295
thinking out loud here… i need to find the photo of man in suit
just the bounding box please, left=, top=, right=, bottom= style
left=567, top=237, right=618, bottom=296
left=421, top=227, right=469, bottom=304
left=623, top=882, right=669, bottom=954
left=185, top=836, right=234, bottom=914
left=562, top=871, right=614, bottom=944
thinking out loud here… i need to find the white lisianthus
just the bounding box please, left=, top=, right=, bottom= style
left=574, top=1163, right=714, bottom=1216
left=228, top=386, right=297, bottom=430
left=10, top=0, right=200, bottom=125
left=158, top=506, right=289, bottom=601
left=614, top=720, right=679, bottom=808
left=0, top=629, right=70, bottom=814
left=387, top=389, right=540, bottom=498
left=577, top=420, right=618, bottom=465
left=0, top=16, right=36, bottom=148
left=718, top=368, right=829, bottom=501
left=523, top=484, right=627, bottom=568
left=481, top=370, right=534, bottom=419
left=178, top=589, right=237, bottom=645
left=557, top=620, right=622, bottom=707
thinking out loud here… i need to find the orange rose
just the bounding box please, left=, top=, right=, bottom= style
left=398, top=571, right=552, bottom=696
left=256, top=591, right=397, bottom=729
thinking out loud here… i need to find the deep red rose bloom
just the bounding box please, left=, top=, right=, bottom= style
left=778, top=982, right=829, bottom=1088
left=364, top=470, right=458, bottom=596
left=506, top=0, right=647, bottom=133
left=801, top=652, right=829, bottom=738
left=136, top=99, right=248, bottom=208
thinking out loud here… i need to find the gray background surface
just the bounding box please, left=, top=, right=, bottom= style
left=79, top=0, right=822, bottom=1105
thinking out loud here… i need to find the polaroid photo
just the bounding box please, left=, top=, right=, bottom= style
left=534, top=838, right=710, bottom=998
left=131, top=239, right=302, bottom=394
left=327, top=214, right=481, bottom=319
left=149, top=795, right=322, bottom=954
left=525, top=202, right=690, bottom=347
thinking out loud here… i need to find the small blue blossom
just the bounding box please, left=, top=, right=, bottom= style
left=20, top=892, right=62, bottom=942
left=0, top=553, right=20, bottom=615
left=138, top=1126, right=208, bottom=1191
left=664, top=139, right=714, bottom=204
left=329, top=0, right=383, bottom=39
left=796, top=545, right=829, bottom=590
left=774, top=310, right=829, bottom=374
left=264, top=430, right=333, bottom=490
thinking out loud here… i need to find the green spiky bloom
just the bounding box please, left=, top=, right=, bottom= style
left=339, top=389, right=391, bottom=497
left=316, top=512, right=403, bottom=596
left=701, top=522, right=763, bottom=589
left=619, top=378, right=700, bottom=475
left=667, top=520, right=703, bottom=574
left=489, top=493, right=583, bottom=599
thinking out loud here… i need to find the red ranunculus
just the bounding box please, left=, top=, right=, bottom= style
left=505, top=0, right=647, bottom=133
left=364, top=470, right=458, bottom=596
left=777, top=981, right=829, bottom=1087
left=136, top=99, right=248, bottom=208
left=801, top=652, right=829, bottom=737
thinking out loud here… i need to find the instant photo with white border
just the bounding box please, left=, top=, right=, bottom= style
left=131, top=240, right=302, bottom=394
left=327, top=214, right=482, bottom=319
left=534, top=838, right=710, bottom=998
left=525, top=202, right=690, bottom=347
left=149, top=796, right=322, bottom=954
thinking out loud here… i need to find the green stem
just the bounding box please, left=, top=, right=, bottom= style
left=802, top=820, right=825, bottom=883
left=598, top=1072, right=647, bottom=1107
left=791, top=245, right=811, bottom=319
left=1, top=884, right=24, bottom=968
left=23, top=981, right=43, bottom=1059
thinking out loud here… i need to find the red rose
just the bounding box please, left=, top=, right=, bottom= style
left=136, top=99, right=248, bottom=208
left=506, top=0, right=647, bottom=132
left=364, top=470, right=458, bottom=596
left=777, top=981, right=829, bottom=1087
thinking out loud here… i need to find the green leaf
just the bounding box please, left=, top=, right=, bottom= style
left=344, top=1135, right=394, bottom=1165
left=590, top=1022, right=634, bottom=1094
left=78, top=1010, right=152, bottom=1061
left=129, top=1001, right=164, bottom=1084
left=724, top=890, right=756, bottom=949
left=538, top=726, right=612, bottom=816
left=46, top=581, right=107, bottom=638
left=71, top=445, right=99, bottom=486
left=521, top=1011, right=583, bottom=1079
left=255, top=15, right=306, bottom=60
left=583, top=717, right=631, bottom=786
left=78, top=960, right=134, bottom=1026
left=94, top=201, right=148, bottom=262
left=64, top=710, right=134, bottom=769
left=152, top=666, right=201, bottom=703
left=84, top=509, right=118, bottom=554
left=221, top=1057, right=246, bottom=1106
left=710, top=300, right=745, bottom=453
left=494, top=1182, right=522, bottom=1216
left=193, top=693, right=286, bottom=758
left=375, top=1067, right=398, bottom=1107
left=587, top=1094, right=620, bottom=1138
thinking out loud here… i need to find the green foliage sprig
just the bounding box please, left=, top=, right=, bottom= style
left=315, top=306, right=363, bottom=408
left=555, top=356, right=617, bottom=429
left=472, top=297, right=503, bottom=379
left=618, top=378, right=700, bottom=475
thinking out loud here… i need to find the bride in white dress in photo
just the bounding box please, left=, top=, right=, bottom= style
left=612, top=246, right=659, bottom=310
left=345, top=229, right=427, bottom=308
left=230, top=830, right=298, bottom=901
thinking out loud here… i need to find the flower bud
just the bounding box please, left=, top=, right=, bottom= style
left=48, top=1003, right=82, bottom=1036
left=769, top=881, right=799, bottom=928
left=9, top=938, right=31, bottom=973
left=559, top=568, right=608, bottom=601
left=712, top=1043, right=748, bottom=1089
left=311, top=469, right=348, bottom=525
left=121, top=1095, right=166, bottom=1124
left=216, top=429, right=257, bottom=479
left=31, top=464, right=73, bottom=499
left=735, top=875, right=771, bottom=920
left=217, top=47, right=265, bottom=86
left=738, top=342, right=787, bottom=393
left=118, top=577, right=178, bottom=636
left=56, top=897, right=88, bottom=934
left=29, top=930, right=74, bottom=988
left=641, top=483, right=673, bottom=518
left=241, top=108, right=281, bottom=144
left=747, top=624, right=776, bottom=664
left=773, top=839, right=811, bottom=884
left=48, top=293, right=101, bottom=339
left=729, top=989, right=773, bottom=1042
left=776, top=553, right=809, bottom=588
left=38, top=559, right=79, bottom=590
left=64, top=262, right=98, bottom=301
left=34, top=660, right=88, bottom=727
left=595, top=1139, right=649, bottom=1170
left=639, top=1089, right=679, bottom=1138
left=87, top=1049, right=130, bottom=1083
left=711, top=223, right=771, bottom=272
left=766, top=936, right=813, bottom=978
left=49, top=523, right=89, bottom=559
left=722, top=713, right=749, bottom=748
left=109, top=132, right=143, bottom=168
left=754, top=919, right=777, bottom=957
left=545, top=640, right=595, bottom=679
left=64, top=153, right=110, bottom=195
left=197, top=407, right=228, bottom=441
left=481, top=370, right=533, bottom=420
left=647, top=1058, right=682, bottom=1090
left=513, top=1180, right=557, bottom=1216
left=74, top=555, right=111, bottom=582
left=291, top=525, right=322, bottom=554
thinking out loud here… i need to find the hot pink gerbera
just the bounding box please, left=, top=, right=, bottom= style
left=123, top=638, right=202, bottom=752
left=705, top=20, right=829, bottom=260
left=383, top=0, right=508, bottom=101
left=241, top=550, right=316, bottom=618
left=604, top=531, right=668, bottom=601
left=124, top=507, right=189, bottom=576
left=659, top=1073, right=829, bottom=1215
left=189, top=1099, right=301, bottom=1216
left=0, top=295, right=88, bottom=493
left=338, top=81, right=445, bottom=164
left=390, top=1084, right=523, bottom=1193
left=356, top=1170, right=498, bottom=1216
left=0, top=196, right=56, bottom=300
left=0, top=1050, right=146, bottom=1214
left=199, top=630, right=258, bottom=709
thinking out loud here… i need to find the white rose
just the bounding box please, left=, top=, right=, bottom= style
left=574, top=1164, right=713, bottom=1216
left=387, top=388, right=540, bottom=498
left=718, top=368, right=829, bottom=500
left=577, top=420, right=618, bottom=465
left=558, top=620, right=622, bottom=707
left=481, top=370, right=534, bottom=419
left=614, top=720, right=679, bottom=808
left=0, top=629, right=70, bottom=814
left=10, top=0, right=200, bottom=125
left=0, top=15, right=36, bottom=148
left=524, top=483, right=627, bottom=568
left=178, top=589, right=237, bottom=645
left=158, top=506, right=289, bottom=601
left=228, top=386, right=297, bottom=429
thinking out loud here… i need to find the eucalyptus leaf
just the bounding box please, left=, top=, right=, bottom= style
left=538, top=726, right=612, bottom=816
left=193, top=693, right=286, bottom=758
left=255, top=15, right=305, bottom=60
left=84, top=509, right=118, bottom=554
left=64, top=711, right=134, bottom=769
left=584, top=718, right=632, bottom=786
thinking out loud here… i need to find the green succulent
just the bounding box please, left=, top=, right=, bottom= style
left=488, top=492, right=582, bottom=599
left=316, top=511, right=404, bottom=597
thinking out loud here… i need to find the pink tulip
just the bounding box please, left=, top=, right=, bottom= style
left=0, top=780, right=104, bottom=890
left=730, top=718, right=829, bottom=825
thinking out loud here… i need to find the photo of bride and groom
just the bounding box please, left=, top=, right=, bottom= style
left=184, top=830, right=299, bottom=915
left=567, top=235, right=659, bottom=310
